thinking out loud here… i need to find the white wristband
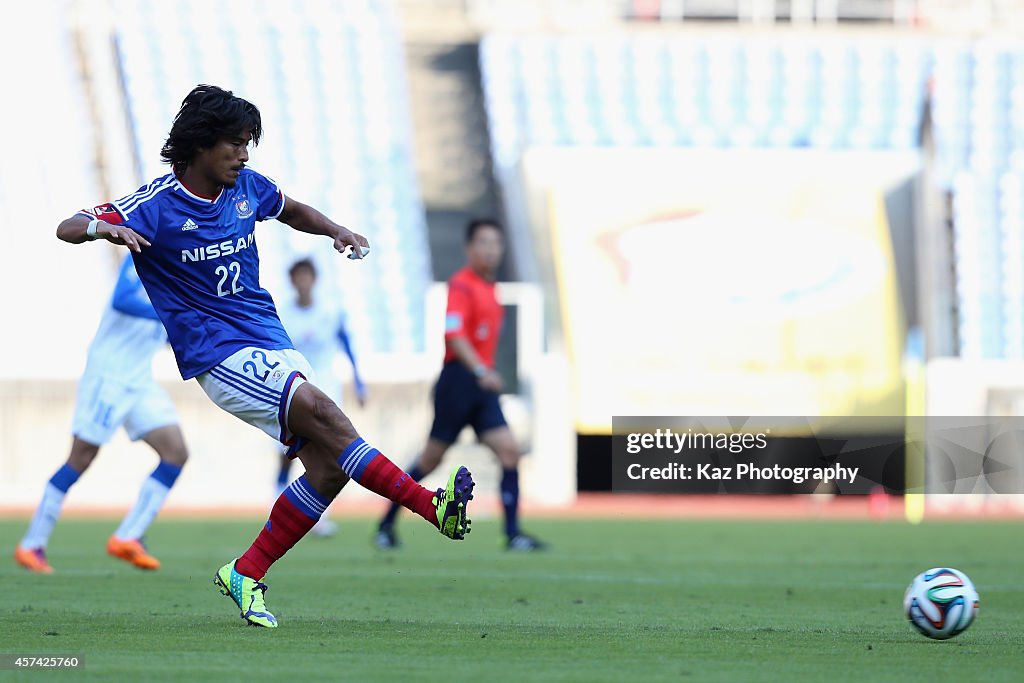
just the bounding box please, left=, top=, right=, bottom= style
left=86, top=218, right=101, bottom=241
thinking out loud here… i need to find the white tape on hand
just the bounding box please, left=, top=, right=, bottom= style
left=347, top=245, right=370, bottom=260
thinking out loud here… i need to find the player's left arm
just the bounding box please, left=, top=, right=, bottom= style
left=277, top=196, right=369, bottom=260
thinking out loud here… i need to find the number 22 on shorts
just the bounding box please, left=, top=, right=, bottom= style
left=242, top=349, right=280, bottom=382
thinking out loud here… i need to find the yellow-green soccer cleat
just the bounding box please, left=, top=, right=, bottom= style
left=434, top=465, right=475, bottom=540
left=214, top=560, right=278, bottom=628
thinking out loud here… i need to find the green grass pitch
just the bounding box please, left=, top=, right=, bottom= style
left=1, top=516, right=1021, bottom=681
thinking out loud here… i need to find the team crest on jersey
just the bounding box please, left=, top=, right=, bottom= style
left=234, top=195, right=254, bottom=219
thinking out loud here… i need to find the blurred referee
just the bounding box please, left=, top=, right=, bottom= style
left=375, top=219, right=547, bottom=551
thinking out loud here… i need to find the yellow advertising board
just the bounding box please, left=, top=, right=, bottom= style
left=526, top=148, right=919, bottom=433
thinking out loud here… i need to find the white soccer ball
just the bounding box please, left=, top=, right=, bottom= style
left=903, top=567, right=979, bottom=640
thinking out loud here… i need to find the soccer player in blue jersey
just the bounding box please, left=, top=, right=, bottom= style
left=15, top=257, right=188, bottom=573
left=56, top=85, right=474, bottom=628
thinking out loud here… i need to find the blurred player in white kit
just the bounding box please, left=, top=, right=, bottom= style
left=15, top=256, right=189, bottom=573
left=275, top=258, right=366, bottom=537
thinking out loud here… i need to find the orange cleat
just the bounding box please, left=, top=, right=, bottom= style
left=106, top=536, right=161, bottom=570
left=15, top=546, right=54, bottom=574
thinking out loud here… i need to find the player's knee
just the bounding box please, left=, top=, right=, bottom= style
left=497, top=449, right=521, bottom=469
left=419, top=446, right=446, bottom=472
left=68, top=452, right=97, bottom=471
left=312, top=393, right=357, bottom=443
left=163, top=445, right=188, bottom=466
left=68, top=441, right=100, bottom=471
left=154, top=436, right=188, bottom=466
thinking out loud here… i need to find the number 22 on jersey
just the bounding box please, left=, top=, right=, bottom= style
left=215, top=261, right=243, bottom=297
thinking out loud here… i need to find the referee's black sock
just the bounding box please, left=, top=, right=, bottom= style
left=501, top=467, right=520, bottom=538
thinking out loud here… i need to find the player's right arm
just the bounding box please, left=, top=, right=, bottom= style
left=56, top=213, right=150, bottom=253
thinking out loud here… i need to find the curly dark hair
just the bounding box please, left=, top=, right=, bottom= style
left=160, top=85, right=262, bottom=172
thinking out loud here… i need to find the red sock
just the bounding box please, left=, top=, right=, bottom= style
left=360, top=454, right=438, bottom=527
left=234, top=475, right=327, bottom=579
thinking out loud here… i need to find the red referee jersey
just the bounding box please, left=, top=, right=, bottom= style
left=443, top=267, right=503, bottom=367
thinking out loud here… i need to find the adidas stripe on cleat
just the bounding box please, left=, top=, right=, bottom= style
left=434, top=465, right=475, bottom=540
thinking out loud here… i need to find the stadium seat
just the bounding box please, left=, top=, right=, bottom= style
left=112, top=0, right=431, bottom=354
left=479, top=32, right=1020, bottom=357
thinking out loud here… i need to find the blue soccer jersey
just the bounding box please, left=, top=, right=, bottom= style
left=79, top=169, right=293, bottom=379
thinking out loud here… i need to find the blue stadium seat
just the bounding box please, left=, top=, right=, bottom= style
left=478, top=34, right=1021, bottom=356
left=113, top=0, right=431, bottom=354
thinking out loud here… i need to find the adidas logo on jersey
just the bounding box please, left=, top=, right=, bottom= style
left=181, top=218, right=199, bottom=231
